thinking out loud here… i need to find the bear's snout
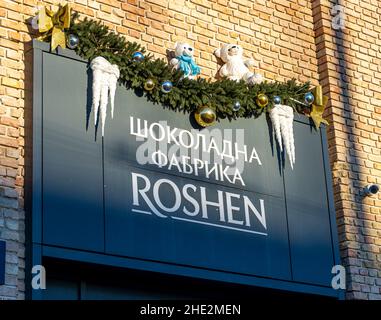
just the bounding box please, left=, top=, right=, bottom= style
left=183, top=46, right=194, bottom=56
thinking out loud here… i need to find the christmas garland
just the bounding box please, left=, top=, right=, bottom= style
left=32, top=6, right=330, bottom=169
left=62, top=13, right=314, bottom=120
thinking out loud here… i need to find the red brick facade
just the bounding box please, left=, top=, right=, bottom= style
left=0, top=0, right=380, bottom=299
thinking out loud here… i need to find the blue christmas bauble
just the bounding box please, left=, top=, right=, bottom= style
left=304, top=92, right=315, bottom=105
left=132, top=52, right=144, bottom=62
left=66, top=34, right=79, bottom=49
left=233, top=101, right=241, bottom=111
left=161, top=80, right=173, bottom=93
left=273, top=96, right=281, bottom=105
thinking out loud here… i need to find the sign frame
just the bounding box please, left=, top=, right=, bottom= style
left=0, top=240, right=5, bottom=285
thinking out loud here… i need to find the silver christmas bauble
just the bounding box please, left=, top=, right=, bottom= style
left=273, top=96, right=281, bottom=105
left=233, top=101, right=241, bottom=111
left=66, top=34, right=79, bottom=50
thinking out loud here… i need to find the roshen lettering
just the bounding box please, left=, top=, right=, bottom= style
left=131, top=172, right=267, bottom=236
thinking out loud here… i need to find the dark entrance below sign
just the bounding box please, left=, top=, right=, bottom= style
left=26, top=40, right=342, bottom=299
left=41, top=258, right=334, bottom=300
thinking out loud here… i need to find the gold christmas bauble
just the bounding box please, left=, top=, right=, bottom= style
left=194, top=106, right=216, bottom=127
left=256, top=93, right=269, bottom=108
left=144, top=78, right=155, bottom=91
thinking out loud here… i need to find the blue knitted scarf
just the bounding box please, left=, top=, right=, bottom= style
left=176, top=55, right=201, bottom=76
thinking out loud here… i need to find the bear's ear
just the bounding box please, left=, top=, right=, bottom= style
left=174, top=42, right=179, bottom=49
left=214, top=48, right=221, bottom=58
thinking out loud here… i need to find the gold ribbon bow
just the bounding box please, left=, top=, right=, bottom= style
left=310, top=85, right=329, bottom=129
left=37, top=4, right=71, bottom=51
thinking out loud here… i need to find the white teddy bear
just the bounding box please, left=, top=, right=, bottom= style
left=170, top=42, right=201, bottom=79
left=214, top=44, right=263, bottom=84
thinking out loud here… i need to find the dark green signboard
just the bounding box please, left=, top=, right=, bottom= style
left=26, top=40, right=341, bottom=299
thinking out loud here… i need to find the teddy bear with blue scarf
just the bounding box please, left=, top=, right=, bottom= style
left=170, top=42, right=201, bottom=79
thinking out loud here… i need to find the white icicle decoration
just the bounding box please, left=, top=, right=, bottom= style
left=269, top=104, right=295, bottom=169
left=90, top=56, right=120, bottom=136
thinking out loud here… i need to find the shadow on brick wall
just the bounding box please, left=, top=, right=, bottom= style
left=313, top=1, right=380, bottom=299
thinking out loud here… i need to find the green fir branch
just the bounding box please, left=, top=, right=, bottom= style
left=67, top=13, right=313, bottom=120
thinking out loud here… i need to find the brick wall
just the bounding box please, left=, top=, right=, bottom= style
left=0, top=0, right=27, bottom=300
left=0, top=0, right=379, bottom=299
left=313, top=0, right=381, bottom=300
